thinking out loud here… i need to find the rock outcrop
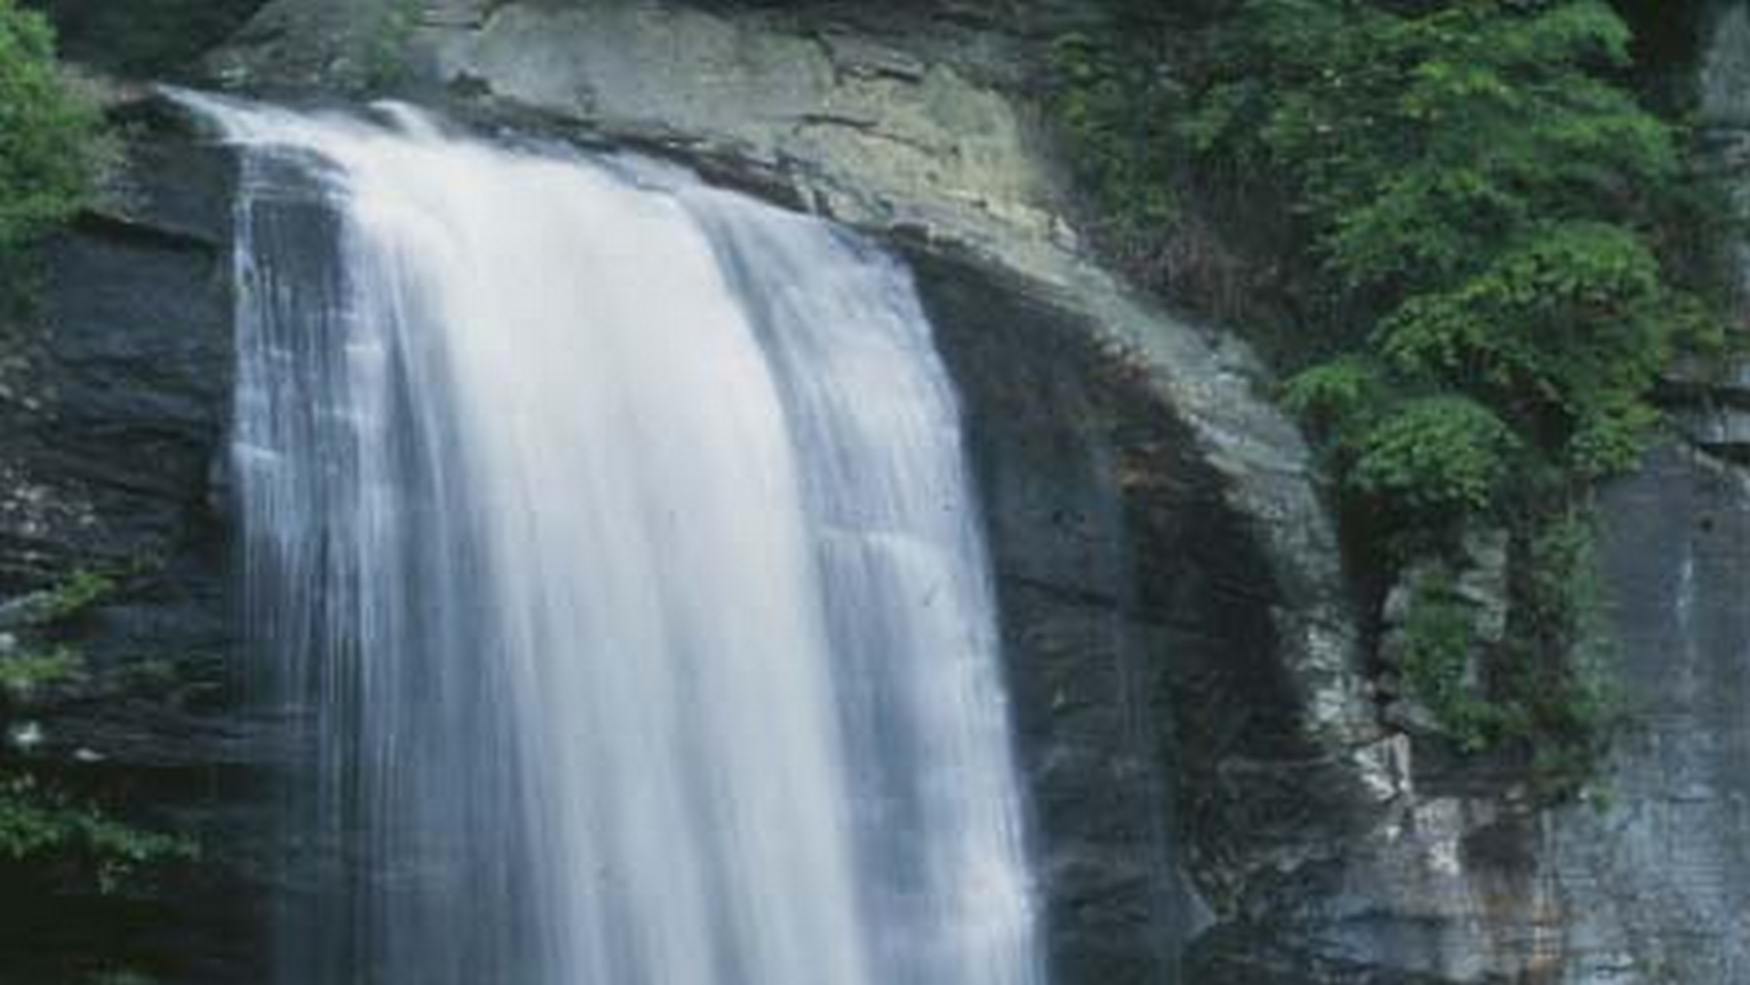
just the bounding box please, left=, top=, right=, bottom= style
left=0, top=104, right=277, bottom=984
left=194, top=4, right=1381, bottom=984
left=14, top=1, right=1750, bottom=983
left=1187, top=5, right=1750, bottom=981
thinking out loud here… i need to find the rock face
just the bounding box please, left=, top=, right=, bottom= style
left=206, top=0, right=1374, bottom=715
left=911, top=246, right=1370, bottom=984
left=17, top=1, right=1750, bottom=984
left=1186, top=6, right=1750, bottom=982
left=1558, top=443, right=1750, bottom=981
left=0, top=106, right=277, bottom=984
left=194, top=4, right=1380, bottom=984
left=1206, top=439, right=1747, bottom=985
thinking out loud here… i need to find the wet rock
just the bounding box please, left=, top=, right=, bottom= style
left=206, top=4, right=1382, bottom=980
left=0, top=109, right=274, bottom=985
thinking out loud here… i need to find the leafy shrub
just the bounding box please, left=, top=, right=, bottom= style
left=360, top=0, right=422, bottom=92
left=1049, top=28, right=1184, bottom=261
left=0, top=645, right=84, bottom=696
left=1050, top=0, right=1731, bottom=780
left=1398, top=569, right=1504, bottom=753
left=0, top=567, right=193, bottom=892
left=1508, top=508, right=1621, bottom=787
left=39, top=568, right=115, bottom=622
left=1181, top=0, right=1716, bottom=514
left=0, top=569, right=118, bottom=629
left=0, top=773, right=198, bottom=894
left=0, top=0, right=101, bottom=251
left=1350, top=396, right=1516, bottom=512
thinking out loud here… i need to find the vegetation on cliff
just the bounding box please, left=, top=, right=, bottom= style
left=19, top=0, right=267, bottom=77
left=0, top=774, right=199, bottom=896
left=1, top=2, right=197, bottom=907
left=0, top=0, right=101, bottom=252
left=1052, top=0, right=1734, bottom=786
left=0, top=569, right=199, bottom=898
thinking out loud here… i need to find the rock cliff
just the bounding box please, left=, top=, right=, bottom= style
left=196, top=3, right=1380, bottom=982
left=5, top=1, right=1748, bottom=983
left=0, top=103, right=276, bottom=984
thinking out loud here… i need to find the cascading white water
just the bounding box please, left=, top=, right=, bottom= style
left=176, top=91, right=1044, bottom=985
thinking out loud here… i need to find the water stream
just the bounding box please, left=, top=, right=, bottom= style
left=177, top=92, right=1044, bottom=985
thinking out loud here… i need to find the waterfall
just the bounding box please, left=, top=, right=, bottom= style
left=176, top=92, right=1044, bottom=985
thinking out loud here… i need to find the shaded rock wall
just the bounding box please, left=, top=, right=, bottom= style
left=14, top=2, right=1746, bottom=983
left=21, top=0, right=269, bottom=77
left=1202, top=427, right=1748, bottom=985
left=1181, top=6, right=1750, bottom=981
left=56, top=2, right=1750, bottom=984
left=193, top=2, right=1378, bottom=981
left=1555, top=441, right=1750, bottom=982
left=14, top=1, right=1750, bottom=982
left=205, top=0, right=1373, bottom=728
left=1, top=91, right=1367, bottom=985
left=0, top=108, right=274, bottom=984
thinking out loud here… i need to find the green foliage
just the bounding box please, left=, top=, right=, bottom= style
left=1280, top=355, right=1381, bottom=421
left=1049, top=28, right=1183, bottom=259
left=1508, top=509, right=1621, bottom=789
left=0, top=645, right=84, bottom=695
left=360, top=0, right=421, bottom=92
left=1208, top=1, right=1676, bottom=287
left=1184, top=0, right=1716, bottom=519
left=0, top=773, right=198, bottom=895
left=1350, top=396, right=1516, bottom=512
left=0, top=562, right=199, bottom=892
left=1395, top=514, right=1618, bottom=778
left=0, top=0, right=100, bottom=251
left=1051, top=0, right=1727, bottom=781
left=1398, top=569, right=1504, bottom=753
left=0, top=568, right=118, bottom=629
left=1372, top=222, right=1673, bottom=475
left=38, top=568, right=115, bottom=622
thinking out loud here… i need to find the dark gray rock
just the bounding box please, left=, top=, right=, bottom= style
left=908, top=244, right=1376, bottom=984
left=207, top=0, right=1375, bottom=726
left=105, top=2, right=1378, bottom=981
left=2, top=80, right=1375, bottom=985
left=204, top=4, right=1381, bottom=979
left=1542, top=441, right=1750, bottom=981
left=0, top=110, right=276, bottom=985
left=65, top=4, right=1750, bottom=983
left=23, top=0, right=270, bottom=77
left=103, top=3, right=1750, bottom=984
